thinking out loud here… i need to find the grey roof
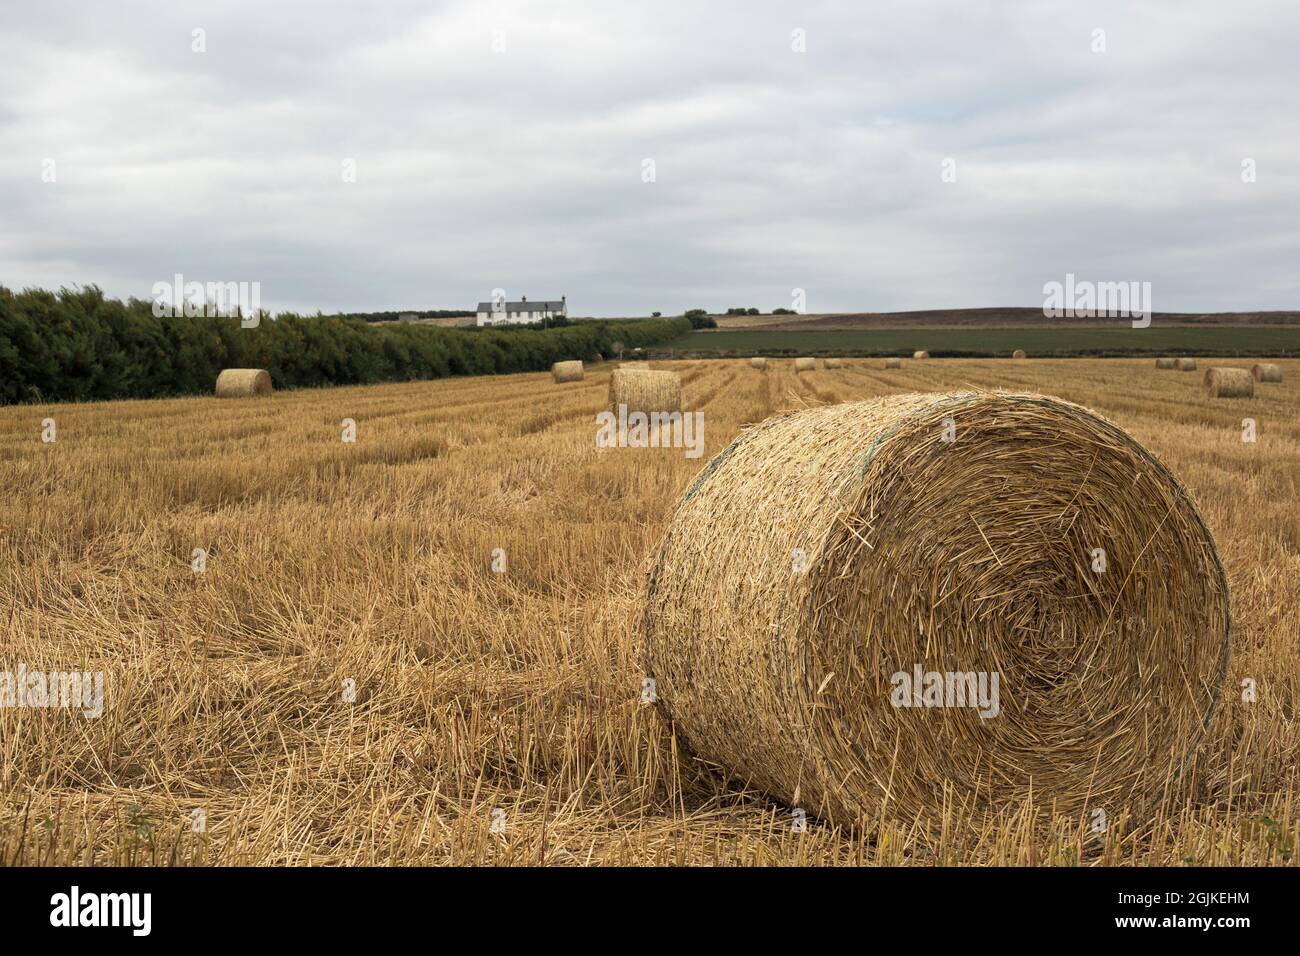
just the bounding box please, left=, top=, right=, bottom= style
left=476, top=299, right=565, bottom=313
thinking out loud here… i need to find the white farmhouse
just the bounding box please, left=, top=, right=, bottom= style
left=475, top=295, right=568, bottom=326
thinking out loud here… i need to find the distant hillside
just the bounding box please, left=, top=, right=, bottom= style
left=712, top=308, right=1300, bottom=331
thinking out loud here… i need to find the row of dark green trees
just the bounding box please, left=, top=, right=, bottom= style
left=0, top=286, right=690, bottom=404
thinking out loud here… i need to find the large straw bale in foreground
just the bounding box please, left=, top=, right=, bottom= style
left=1252, top=363, right=1282, bottom=383
left=608, top=368, right=681, bottom=415
left=824, top=358, right=844, bottom=369
left=750, top=357, right=767, bottom=369
left=551, top=360, right=584, bottom=383
left=793, top=358, right=816, bottom=372
left=1175, top=358, right=1198, bottom=371
left=1155, top=357, right=1176, bottom=369
left=913, top=350, right=930, bottom=360
left=883, top=357, right=902, bottom=369
left=215, top=369, right=272, bottom=397
left=645, top=391, right=1229, bottom=825
left=1203, top=367, right=1254, bottom=398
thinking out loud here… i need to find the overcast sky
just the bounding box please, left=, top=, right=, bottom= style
left=2, top=0, right=1298, bottom=316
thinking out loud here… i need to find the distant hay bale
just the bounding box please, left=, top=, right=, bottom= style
left=620, top=361, right=651, bottom=370
left=609, top=368, right=681, bottom=415
left=1155, top=357, right=1176, bottom=369
left=794, top=357, right=817, bottom=372
left=590, top=353, right=604, bottom=364
left=1203, top=367, right=1254, bottom=398
left=913, top=350, right=930, bottom=360
left=645, top=391, right=1229, bottom=826
left=750, top=357, right=768, bottom=369
left=883, top=357, right=902, bottom=369
left=551, top=360, right=584, bottom=383
left=1012, top=349, right=1027, bottom=360
left=1252, top=363, right=1282, bottom=383
left=215, top=369, right=272, bottom=398
left=1175, top=358, right=1198, bottom=371
left=824, top=358, right=844, bottom=369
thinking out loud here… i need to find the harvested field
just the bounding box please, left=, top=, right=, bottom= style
left=2, top=358, right=1298, bottom=866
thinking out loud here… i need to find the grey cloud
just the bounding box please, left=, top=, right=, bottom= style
left=1, top=0, right=1298, bottom=315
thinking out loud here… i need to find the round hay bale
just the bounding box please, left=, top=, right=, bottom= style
left=1252, top=363, right=1282, bottom=383
left=794, top=357, right=817, bottom=372
left=913, top=350, right=930, bottom=360
left=1203, top=367, right=1254, bottom=398
left=551, top=360, right=584, bottom=383
left=620, top=361, right=651, bottom=371
left=1012, top=349, right=1027, bottom=360
left=609, top=368, right=681, bottom=415
left=750, top=357, right=768, bottom=369
left=1155, top=357, right=1176, bottom=369
left=645, top=391, right=1229, bottom=826
left=590, top=353, right=604, bottom=364
left=215, top=369, right=272, bottom=398
left=883, top=357, right=902, bottom=369
left=1175, top=358, right=1198, bottom=371
left=824, top=358, right=844, bottom=369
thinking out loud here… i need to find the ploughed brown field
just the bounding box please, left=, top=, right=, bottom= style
left=1, top=358, right=1297, bottom=865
